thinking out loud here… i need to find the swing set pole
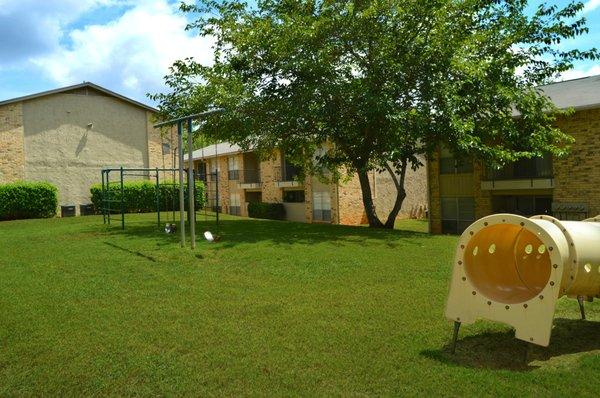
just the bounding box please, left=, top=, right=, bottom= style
left=187, top=118, right=196, bottom=249
left=177, top=121, right=186, bottom=247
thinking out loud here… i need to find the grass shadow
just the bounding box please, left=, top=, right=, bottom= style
left=421, top=318, right=600, bottom=371
left=103, top=241, right=157, bottom=262
left=91, top=214, right=434, bottom=248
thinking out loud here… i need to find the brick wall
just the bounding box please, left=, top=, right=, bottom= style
left=428, top=152, right=442, bottom=234
left=0, top=102, right=25, bottom=183
left=553, top=108, right=600, bottom=217
left=260, top=150, right=283, bottom=203
left=473, top=161, right=492, bottom=219
left=337, top=172, right=367, bottom=225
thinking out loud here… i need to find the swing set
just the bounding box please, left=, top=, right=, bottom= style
left=100, top=109, right=225, bottom=250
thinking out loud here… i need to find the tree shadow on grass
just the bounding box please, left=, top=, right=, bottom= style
left=421, top=318, right=600, bottom=371
left=91, top=215, right=434, bottom=248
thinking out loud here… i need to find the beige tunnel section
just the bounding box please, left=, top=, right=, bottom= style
left=445, top=213, right=600, bottom=346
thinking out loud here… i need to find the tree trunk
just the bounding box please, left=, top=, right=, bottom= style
left=383, top=160, right=408, bottom=229
left=357, top=168, right=384, bottom=228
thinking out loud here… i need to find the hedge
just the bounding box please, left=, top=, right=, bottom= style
left=0, top=181, right=58, bottom=221
left=90, top=181, right=205, bottom=214
left=248, top=202, right=286, bottom=220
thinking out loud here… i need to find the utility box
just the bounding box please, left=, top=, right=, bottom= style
left=61, top=205, right=76, bottom=217
left=80, top=204, right=95, bottom=216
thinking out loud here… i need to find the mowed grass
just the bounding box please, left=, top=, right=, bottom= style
left=0, top=214, right=598, bottom=396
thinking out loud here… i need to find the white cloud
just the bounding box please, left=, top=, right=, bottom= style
left=584, top=0, right=600, bottom=13
left=559, top=65, right=600, bottom=81
left=31, top=0, right=214, bottom=103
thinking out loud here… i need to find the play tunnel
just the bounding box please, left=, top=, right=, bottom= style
left=445, top=213, right=600, bottom=347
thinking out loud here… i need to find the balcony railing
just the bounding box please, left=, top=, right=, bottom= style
left=240, top=169, right=261, bottom=184
left=274, top=165, right=301, bottom=182
left=195, top=171, right=219, bottom=182
left=228, top=169, right=240, bottom=180
left=484, top=156, right=553, bottom=181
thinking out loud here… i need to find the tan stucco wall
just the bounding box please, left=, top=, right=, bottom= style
left=0, top=102, right=25, bottom=183
left=22, top=92, right=159, bottom=211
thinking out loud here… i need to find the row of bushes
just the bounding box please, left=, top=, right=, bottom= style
left=248, top=202, right=286, bottom=220
left=0, top=182, right=58, bottom=221
left=90, top=181, right=206, bottom=214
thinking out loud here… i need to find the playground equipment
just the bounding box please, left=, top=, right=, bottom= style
left=153, top=109, right=224, bottom=249
left=446, top=213, right=600, bottom=349
left=101, top=167, right=180, bottom=230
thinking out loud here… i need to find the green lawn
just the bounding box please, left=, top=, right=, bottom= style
left=0, top=214, right=598, bottom=396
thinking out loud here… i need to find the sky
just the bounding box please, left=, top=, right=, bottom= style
left=0, top=0, right=599, bottom=107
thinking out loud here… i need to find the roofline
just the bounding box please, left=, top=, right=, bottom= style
left=0, top=82, right=157, bottom=112
left=539, top=73, right=600, bottom=87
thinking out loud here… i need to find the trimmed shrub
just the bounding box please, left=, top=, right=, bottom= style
left=248, top=202, right=286, bottom=220
left=90, top=181, right=206, bottom=214
left=0, top=181, right=58, bottom=220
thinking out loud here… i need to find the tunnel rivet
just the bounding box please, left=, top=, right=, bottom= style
left=530, top=338, right=534, bottom=341
left=520, top=222, right=525, bottom=226
left=548, top=247, right=553, bottom=251
left=539, top=295, right=544, bottom=300
left=571, top=276, right=574, bottom=280
left=523, top=304, right=528, bottom=308
left=553, top=264, right=558, bottom=269
left=505, top=305, right=510, bottom=310
left=484, top=222, right=488, bottom=226
left=462, top=277, right=466, bottom=281
left=472, top=291, right=476, bottom=295
left=458, top=260, right=463, bottom=265
left=460, top=245, right=465, bottom=249
left=469, top=231, right=474, bottom=236
left=550, top=281, right=555, bottom=286
left=487, top=301, right=492, bottom=305
left=502, top=219, right=506, bottom=222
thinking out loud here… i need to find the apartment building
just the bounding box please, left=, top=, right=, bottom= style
left=428, top=74, right=600, bottom=234
left=186, top=143, right=428, bottom=225
left=0, top=82, right=172, bottom=214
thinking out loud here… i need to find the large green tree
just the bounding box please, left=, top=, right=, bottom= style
left=152, top=0, right=597, bottom=228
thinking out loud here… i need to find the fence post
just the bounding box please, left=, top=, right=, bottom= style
left=120, top=166, right=125, bottom=230
left=156, top=167, right=160, bottom=230
left=107, top=170, right=111, bottom=226
left=101, top=170, right=106, bottom=224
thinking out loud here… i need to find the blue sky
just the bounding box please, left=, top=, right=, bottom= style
left=0, top=0, right=599, bottom=106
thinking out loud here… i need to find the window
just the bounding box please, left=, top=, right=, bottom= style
left=441, top=197, right=475, bottom=234
left=487, top=154, right=553, bottom=180
left=229, top=193, right=241, bottom=215
left=313, top=191, right=331, bottom=222
left=492, top=195, right=552, bottom=217
left=208, top=158, right=220, bottom=181
left=284, top=190, right=305, bottom=203
left=439, top=147, right=473, bottom=174
left=228, top=156, right=239, bottom=180
left=196, top=161, right=207, bottom=181
left=162, top=143, right=171, bottom=155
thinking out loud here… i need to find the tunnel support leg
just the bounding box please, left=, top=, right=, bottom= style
left=450, top=321, right=461, bottom=354
left=577, top=295, right=586, bottom=320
